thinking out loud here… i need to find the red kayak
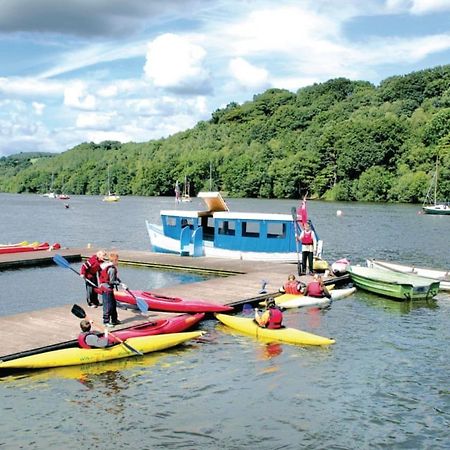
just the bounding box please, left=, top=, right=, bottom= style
left=115, top=289, right=234, bottom=313
left=106, top=313, right=205, bottom=343
left=0, top=242, right=60, bottom=254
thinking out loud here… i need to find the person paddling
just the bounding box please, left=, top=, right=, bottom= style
left=254, top=297, right=283, bottom=329
left=78, top=319, right=113, bottom=349
left=304, top=274, right=331, bottom=299
left=279, top=273, right=306, bottom=295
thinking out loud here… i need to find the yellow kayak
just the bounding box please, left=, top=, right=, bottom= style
left=0, top=331, right=203, bottom=370
left=215, top=314, right=335, bottom=346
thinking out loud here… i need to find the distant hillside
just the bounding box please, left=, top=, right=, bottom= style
left=1, top=65, right=449, bottom=203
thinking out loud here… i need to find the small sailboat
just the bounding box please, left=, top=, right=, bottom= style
left=422, top=158, right=450, bottom=215
left=102, top=167, right=120, bottom=202
left=43, top=172, right=56, bottom=198
left=181, top=175, right=192, bottom=202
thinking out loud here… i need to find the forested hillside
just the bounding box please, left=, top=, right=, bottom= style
left=1, top=65, right=450, bottom=202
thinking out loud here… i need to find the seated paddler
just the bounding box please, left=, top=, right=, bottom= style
left=254, top=297, right=283, bottom=329
left=78, top=319, right=114, bottom=349
left=304, top=274, right=331, bottom=299
left=279, top=273, right=306, bottom=295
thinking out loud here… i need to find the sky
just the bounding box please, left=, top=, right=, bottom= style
left=0, top=0, right=450, bottom=157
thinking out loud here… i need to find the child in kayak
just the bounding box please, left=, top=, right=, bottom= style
left=78, top=319, right=114, bottom=348
left=304, top=274, right=331, bottom=298
left=254, top=298, right=283, bottom=329
left=279, top=274, right=306, bottom=295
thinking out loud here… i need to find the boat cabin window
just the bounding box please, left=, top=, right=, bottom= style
left=166, top=217, right=177, bottom=227
left=242, top=221, right=260, bottom=238
left=267, top=222, right=286, bottom=239
left=181, top=218, right=195, bottom=229
left=218, top=220, right=235, bottom=236
left=201, top=216, right=215, bottom=237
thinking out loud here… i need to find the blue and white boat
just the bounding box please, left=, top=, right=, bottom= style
left=146, top=192, right=303, bottom=262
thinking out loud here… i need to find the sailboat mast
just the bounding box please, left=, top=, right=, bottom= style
left=434, top=158, right=438, bottom=206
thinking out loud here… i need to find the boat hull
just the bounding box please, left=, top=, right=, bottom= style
left=215, top=314, right=335, bottom=346
left=349, top=266, right=440, bottom=300
left=115, top=289, right=233, bottom=313
left=367, top=259, right=450, bottom=292
left=109, top=314, right=205, bottom=342
left=0, top=331, right=203, bottom=370
left=275, top=287, right=356, bottom=309
left=422, top=205, right=450, bottom=215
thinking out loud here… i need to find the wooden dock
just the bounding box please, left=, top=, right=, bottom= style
left=0, top=248, right=347, bottom=361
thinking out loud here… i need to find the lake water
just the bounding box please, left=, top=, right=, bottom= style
left=0, top=193, right=449, bottom=449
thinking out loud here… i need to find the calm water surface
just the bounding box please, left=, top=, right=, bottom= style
left=0, top=194, right=449, bottom=449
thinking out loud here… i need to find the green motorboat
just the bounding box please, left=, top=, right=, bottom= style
left=348, top=266, right=440, bottom=301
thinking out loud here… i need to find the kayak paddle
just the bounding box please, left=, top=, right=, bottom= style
left=291, top=207, right=302, bottom=276
left=53, top=254, right=97, bottom=287
left=71, top=304, right=143, bottom=356
left=136, top=297, right=149, bottom=313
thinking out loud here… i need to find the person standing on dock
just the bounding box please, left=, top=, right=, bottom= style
left=298, top=221, right=317, bottom=275
left=254, top=298, right=283, bottom=329
left=80, top=250, right=106, bottom=307
left=99, top=252, right=122, bottom=327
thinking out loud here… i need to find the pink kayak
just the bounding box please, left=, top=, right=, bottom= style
left=114, top=289, right=234, bottom=313
left=0, top=242, right=61, bottom=254
left=106, top=313, right=205, bottom=343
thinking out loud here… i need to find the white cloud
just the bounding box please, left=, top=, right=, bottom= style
left=229, top=58, right=269, bottom=89
left=64, top=81, right=96, bottom=110
left=144, top=33, right=211, bottom=93
left=32, top=102, right=45, bottom=115
left=410, top=0, right=450, bottom=14
left=76, top=112, right=117, bottom=130
left=0, top=77, right=64, bottom=97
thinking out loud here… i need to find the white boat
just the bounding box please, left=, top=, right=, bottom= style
left=102, top=167, right=120, bottom=202
left=274, top=287, right=357, bottom=309
left=146, top=191, right=322, bottom=262
left=366, top=259, right=450, bottom=292
left=181, top=176, right=192, bottom=202
left=422, top=158, right=450, bottom=215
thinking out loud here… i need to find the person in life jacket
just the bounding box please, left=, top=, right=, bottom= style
left=80, top=250, right=106, bottom=307
left=78, top=319, right=114, bottom=349
left=304, top=274, right=331, bottom=298
left=279, top=274, right=306, bottom=295
left=298, top=221, right=317, bottom=275
left=254, top=297, right=283, bottom=329
left=99, top=252, right=123, bottom=327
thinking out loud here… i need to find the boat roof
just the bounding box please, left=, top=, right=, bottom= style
left=213, top=211, right=293, bottom=221
left=197, top=192, right=229, bottom=212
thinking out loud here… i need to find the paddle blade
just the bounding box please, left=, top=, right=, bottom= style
left=136, top=297, right=149, bottom=313
left=53, top=254, right=71, bottom=269
left=71, top=304, right=86, bottom=319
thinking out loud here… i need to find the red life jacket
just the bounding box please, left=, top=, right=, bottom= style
left=284, top=280, right=300, bottom=294
left=267, top=307, right=283, bottom=329
left=99, top=262, right=116, bottom=285
left=307, top=281, right=324, bottom=297
left=80, top=255, right=102, bottom=280
left=301, top=230, right=314, bottom=245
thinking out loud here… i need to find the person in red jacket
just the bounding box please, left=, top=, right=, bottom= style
left=279, top=274, right=306, bottom=295
left=254, top=298, right=283, bottom=329
left=78, top=319, right=113, bottom=348
left=99, top=252, right=123, bottom=327
left=80, top=250, right=106, bottom=307
left=298, top=221, right=317, bottom=275
left=304, top=274, right=331, bottom=299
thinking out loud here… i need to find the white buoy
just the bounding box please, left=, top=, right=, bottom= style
left=336, top=210, right=343, bottom=216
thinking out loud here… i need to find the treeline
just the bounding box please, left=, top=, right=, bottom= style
left=1, top=65, right=450, bottom=202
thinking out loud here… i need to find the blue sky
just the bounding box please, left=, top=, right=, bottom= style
left=0, top=0, right=450, bottom=157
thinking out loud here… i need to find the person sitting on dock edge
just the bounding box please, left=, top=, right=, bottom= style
left=254, top=297, right=283, bottom=329
left=99, top=252, right=123, bottom=327
left=279, top=274, right=306, bottom=295
left=304, top=274, right=331, bottom=299
left=78, top=319, right=113, bottom=348
left=80, top=250, right=106, bottom=308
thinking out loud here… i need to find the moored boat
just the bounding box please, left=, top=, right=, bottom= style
left=0, top=242, right=60, bottom=255
left=274, top=287, right=357, bottom=309
left=146, top=191, right=322, bottom=262
left=366, top=259, right=450, bottom=292
left=215, top=314, right=335, bottom=346
left=0, top=331, right=203, bottom=370
left=106, top=314, right=205, bottom=342
left=115, top=289, right=234, bottom=313
left=348, top=266, right=440, bottom=300
left=422, top=158, right=450, bottom=215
